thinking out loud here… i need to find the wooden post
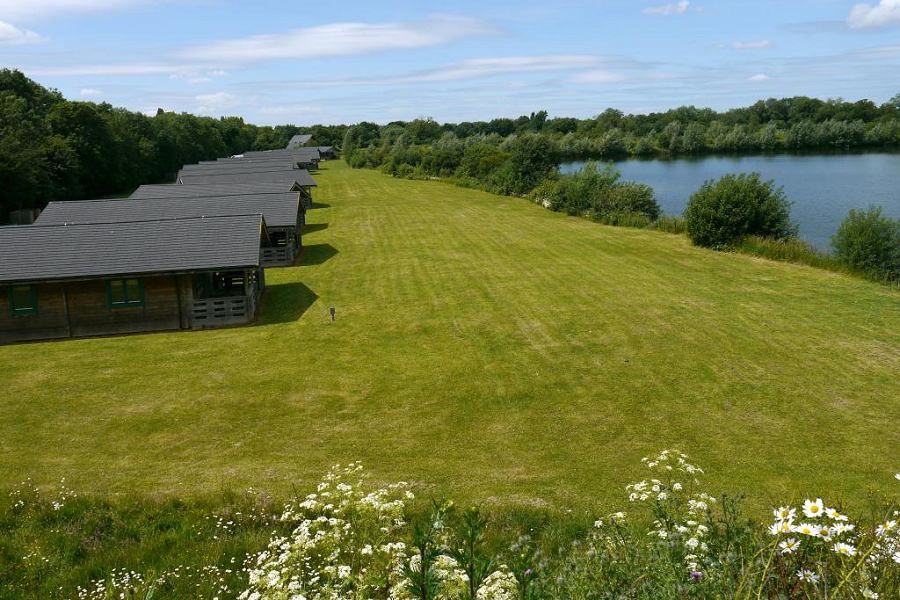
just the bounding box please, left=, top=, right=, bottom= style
left=62, top=286, right=73, bottom=338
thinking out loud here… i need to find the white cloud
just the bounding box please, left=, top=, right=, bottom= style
left=0, top=0, right=148, bottom=22
left=642, top=0, right=690, bottom=16
left=195, top=91, right=238, bottom=114
left=79, top=87, right=102, bottom=96
left=178, top=15, right=494, bottom=63
left=848, top=0, right=900, bottom=29
left=411, top=55, right=602, bottom=82
left=748, top=73, right=770, bottom=81
left=568, top=70, right=628, bottom=84
left=0, top=20, right=43, bottom=44
left=26, top=63, right=181, bottom=76
left=732, top=40, right=773, bottom=50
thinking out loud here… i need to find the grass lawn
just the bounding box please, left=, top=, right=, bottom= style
left=1, top=161, right=898, bottom=513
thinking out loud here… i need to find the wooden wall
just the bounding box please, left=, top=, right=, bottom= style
left=0, top=283, right=70, bottom=342
left=0, top=275, right=186, bottom=344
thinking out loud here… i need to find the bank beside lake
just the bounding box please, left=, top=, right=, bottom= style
left=561, top=152, right=900, bottom=250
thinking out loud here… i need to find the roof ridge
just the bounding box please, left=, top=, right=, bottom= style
left=19, top=213, right=264, bottom=229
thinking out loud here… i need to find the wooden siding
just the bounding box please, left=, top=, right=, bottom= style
left=0, top=272, right=261, bottom=344
left=0, top=283, right=70, bottom=342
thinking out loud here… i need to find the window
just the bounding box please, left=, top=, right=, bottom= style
left=106, top=278, right=144, bottom=308
left=8, top=285, right=38, bottom=317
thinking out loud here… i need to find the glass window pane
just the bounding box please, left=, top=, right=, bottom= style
left=109, top=280, right=126, bottom=304
left=11, top=286, right=34, bottom=309
left=125, top=279, right=141, bottom=303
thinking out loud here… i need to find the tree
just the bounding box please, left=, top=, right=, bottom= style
left=503, top=134, right=558, bottom=195
left=406, top=118, right=443, bottom=144
left=684, top=173, right=796, bottom=248
left=832, top=206, right=899, bottom=282
left=680, top=123, right=707, bottom=154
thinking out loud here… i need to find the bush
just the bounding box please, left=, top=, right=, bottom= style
left=832, top=206, right=900, bottom=283
left=528, top=162, right=660, bottom=222
left=684, top=173, right=796, bottom=248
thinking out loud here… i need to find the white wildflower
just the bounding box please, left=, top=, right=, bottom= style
left=833, top=542, right=857, bottom=557
left=802, top=498, right=825, bottom=519
left=779, top=538, right=800, bottom=554
left=796, top=569, right=820, bottom=583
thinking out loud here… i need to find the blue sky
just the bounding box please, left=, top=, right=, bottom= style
left=1, top=0, right=899, bottom=125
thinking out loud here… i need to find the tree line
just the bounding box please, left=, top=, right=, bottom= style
left=343, top=94, right=900, bottom=170
left=0, top=70, right=347, bottom=222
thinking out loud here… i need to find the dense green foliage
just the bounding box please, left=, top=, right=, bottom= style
left=528, top=162, right=660, bottom=223
left=684, top=173, right=797, bottom=248
left=832, top=206, right=900, bottom=283
left=0, top=70, right=347, bottom=222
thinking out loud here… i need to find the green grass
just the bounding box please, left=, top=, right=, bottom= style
left=1, top=161, right=898, bottom=514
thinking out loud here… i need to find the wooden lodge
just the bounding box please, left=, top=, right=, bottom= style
left=37, top=193, right=305, bottom=267
left=0, top=215, right=268, bottom=344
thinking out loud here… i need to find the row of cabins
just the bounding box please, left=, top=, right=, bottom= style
left=0, top=137, right=332, bottom=344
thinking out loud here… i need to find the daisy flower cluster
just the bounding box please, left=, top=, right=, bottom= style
left=769, top=498, right=857, bottom=555
left=765, top=481, right=900, bottom=598
left=626, top=449, right=716, bottom=572
left=870, top=513, right=900, bottom=566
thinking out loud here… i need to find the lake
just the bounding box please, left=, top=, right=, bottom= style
left=560, top=153, right=900, bottom=250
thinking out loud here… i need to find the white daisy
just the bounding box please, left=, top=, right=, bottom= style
left=770, top=520, right=792, bottom=535
left=833, top=542, right=857, bottom=557
left=796, top=569, right=820, bottom=583
left=794, top=522, right=819, bottom=536
left=803, top=498, right=825, bottom=518
left=774, top=506, right=796, bottom=521
left=779, top=538, right=800, bottom=554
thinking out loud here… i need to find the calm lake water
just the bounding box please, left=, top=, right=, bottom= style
left=560, top=153, right=900, bottom=250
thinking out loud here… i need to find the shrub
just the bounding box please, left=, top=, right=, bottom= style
left=606, top=181, right=659, bottom=221
left=528, top=162, right=660, bottom=223
left=832, top=206, right=900, bottom=283
left=684, top=173, right=797, bottom=248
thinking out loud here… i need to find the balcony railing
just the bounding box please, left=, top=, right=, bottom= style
left=191, top=295, right=253, bottom=327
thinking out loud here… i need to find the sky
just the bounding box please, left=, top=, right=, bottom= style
left=1, top=0, right=899, bottom=125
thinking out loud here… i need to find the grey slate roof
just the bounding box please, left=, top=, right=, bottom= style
left=286, top=134, right=312, bottom=149
left=240, top=148, right=319, bottom=159
left=176, top=164, right=298, bottom=180
left=0, top=215, right=264, bottom=284
left=178, top=170, right=317, bottom=188
left=199, top=156, right=303, bottom=166
left=131, top=182, right=297, bottom=199
left=37, top=194, right=300, bottom=229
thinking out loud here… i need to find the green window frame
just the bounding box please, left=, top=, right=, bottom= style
left=106, top=278, right=145, bottom=309
left=8, top=284, right=38, bottom=317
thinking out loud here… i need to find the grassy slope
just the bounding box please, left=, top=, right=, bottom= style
left=1, top=161, right=897, bottom=512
